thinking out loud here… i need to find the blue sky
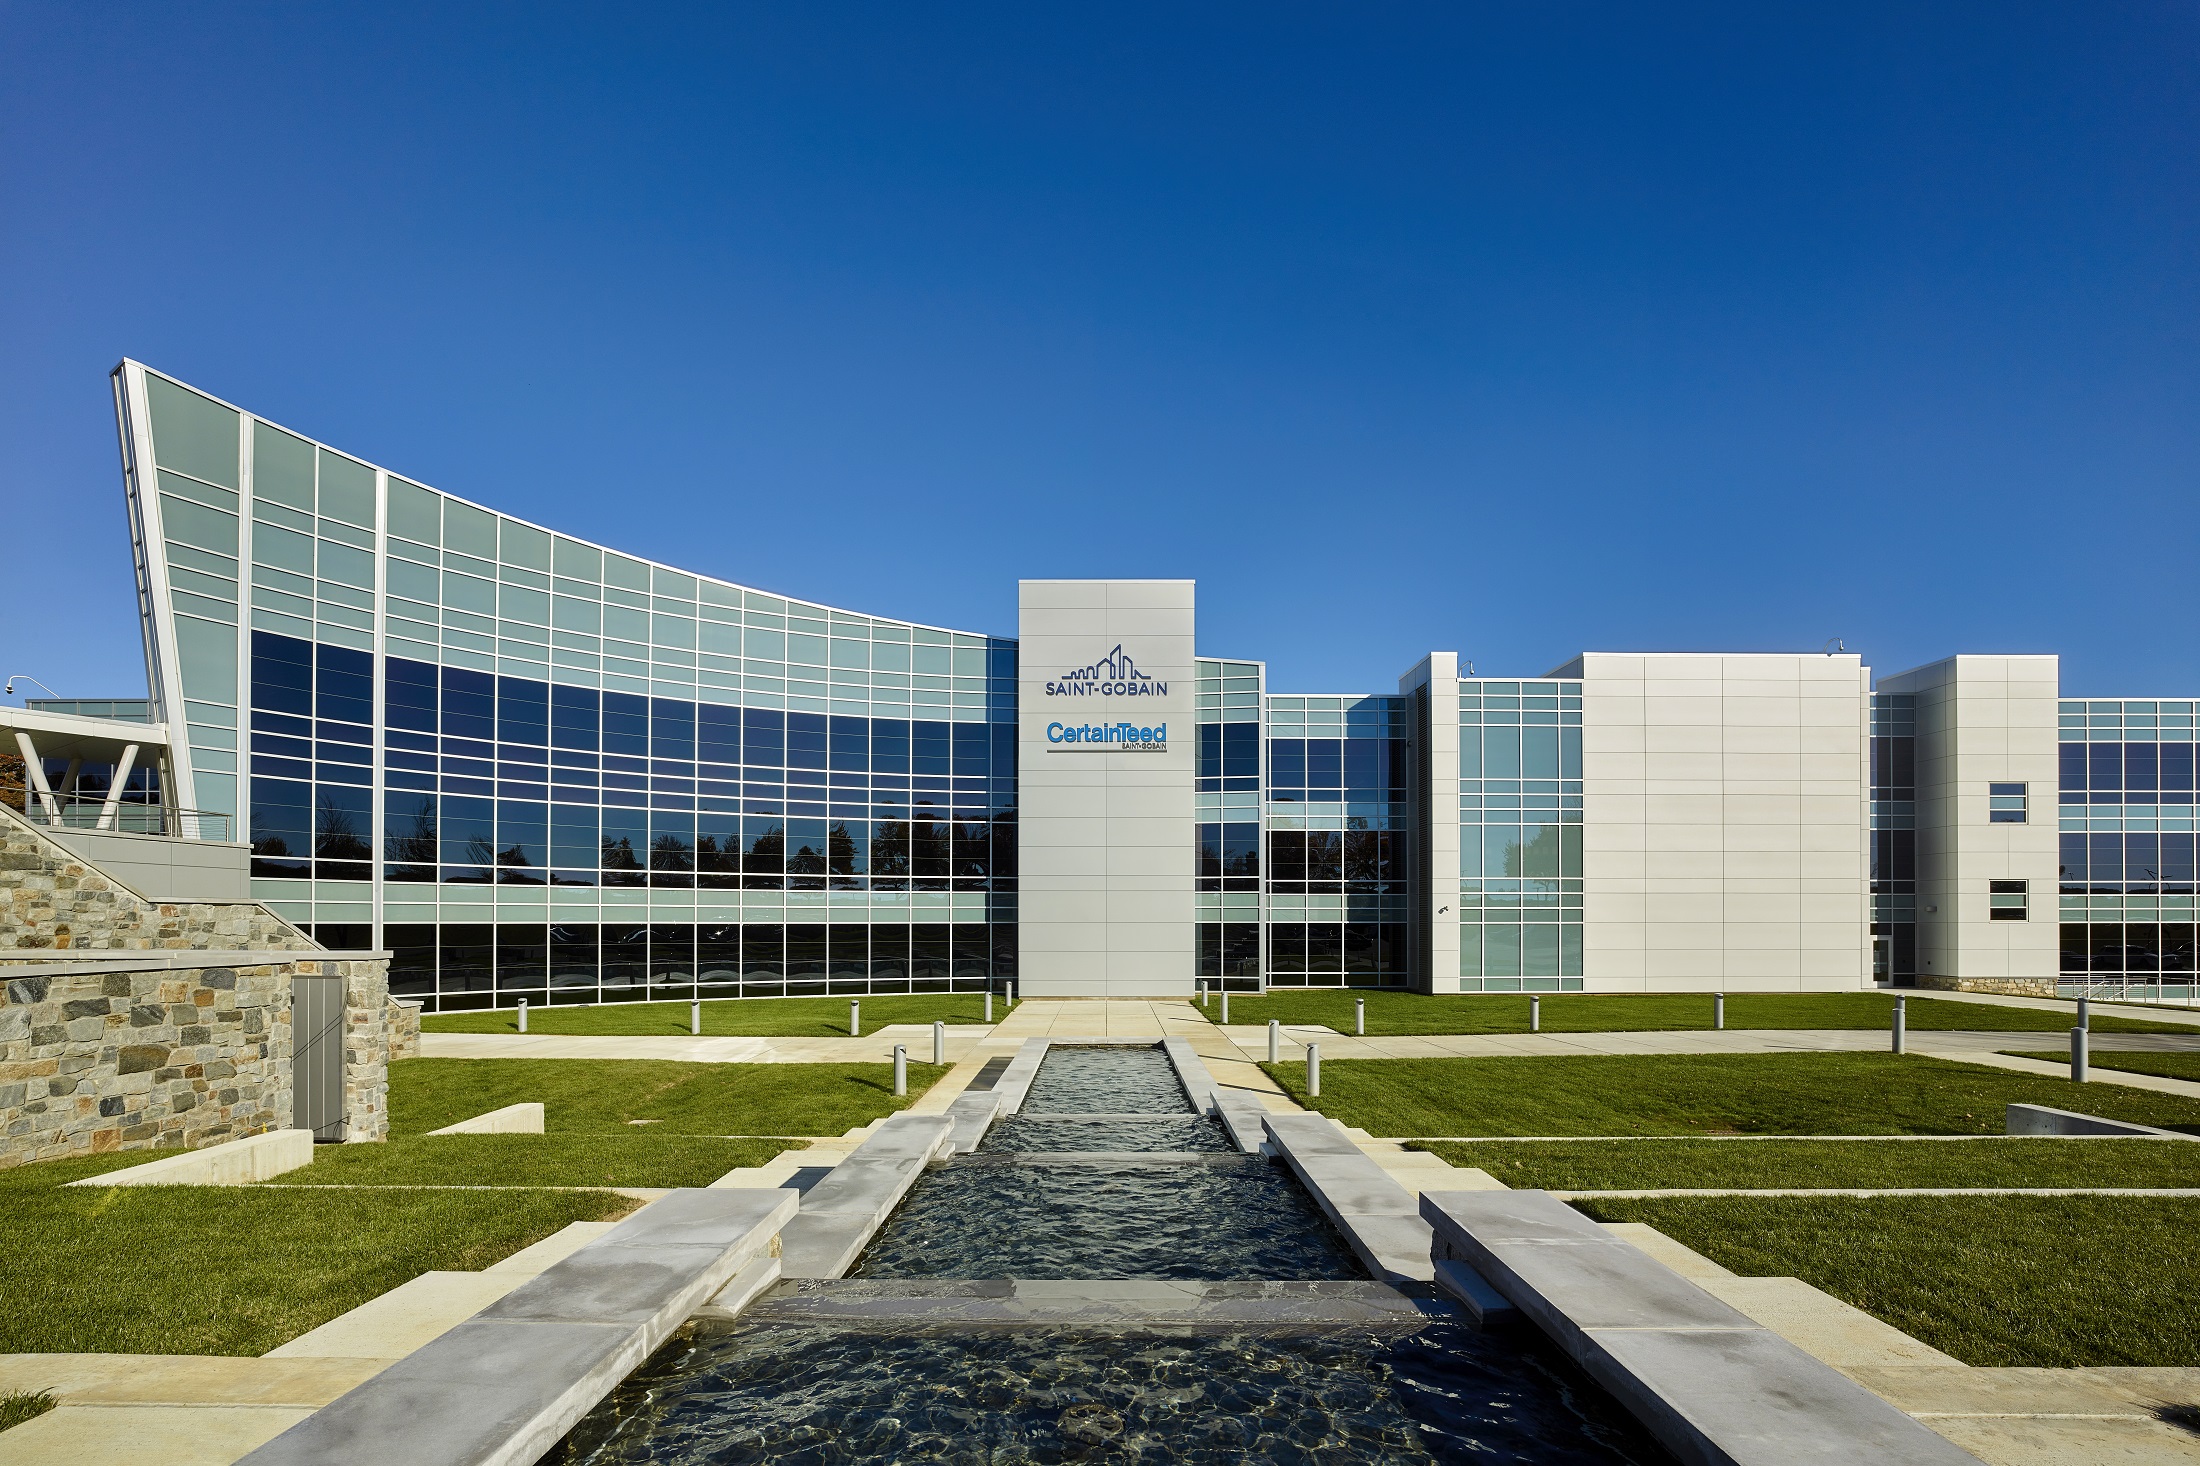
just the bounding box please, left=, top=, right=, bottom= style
left=3, top=3, right=2195, bottom=700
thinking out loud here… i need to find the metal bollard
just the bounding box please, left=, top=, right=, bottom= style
left=1355, top=997, right=1366, bottom=1036
left=1530, top=994, right=1540, bottom=1033
left=1892, top=995, right=1906, bottom=1055
left=1714, top=993, right=1725, bottom=1031
left=933, top=1019, right=945, bottom=1066
left=1307, top=1042, right=1321, bottom=1097
left=1221, top=989, right=1229, bottom=1024
left=1268, top=1018, right=1280, bottom=1063
left=2071, top=1026, right=2088, bottom=1083
left=691, top=998, right=701, bottom=1036
left=985, top=990, right=994, bottom=1023
left=850, top=999, right=860, bottom=1037
left=893, top=1044, right=907, bottom=1096
left=517, top=998, right=528, bottom=1034
left=2077, top=997, right=2090, bottom=1032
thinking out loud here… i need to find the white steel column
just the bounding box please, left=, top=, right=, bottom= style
left=15, top=733, right=59, bottom=822
left=97, top=744, right=142, bottom=830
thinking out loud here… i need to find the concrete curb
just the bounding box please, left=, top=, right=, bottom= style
left=992, top=1039, right=1049, bottom=1115
left=2005, top=1102, right=2196, bottom=1139
left=1421, top=1189, right=1984, bottom=1466
left=1261, top=1112, right=1437, bottom=1285
left=740, top=1278, right=1455, bottom=1329
left=66, top=1129, right=315, bottom=1186
left=235, top=1187, right=797, bottom=1466
left=942, top=1089, right=1006, bottom=1153
left=427, top=1103, right=544, bottom=1136
left=1159, top=1037, right=1220, bottom=1111
left=776, top=1113, right=957, bottom=1278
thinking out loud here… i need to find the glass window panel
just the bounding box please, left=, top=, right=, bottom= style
left=147, top=376, right=239, bottom=489
left=386, top=480, right=440, bottom=544
left=443, top=500, right=497, bottom=558
left=317, top=450, right=375, bottom=527
left=251, top=422, right=314, bottom=510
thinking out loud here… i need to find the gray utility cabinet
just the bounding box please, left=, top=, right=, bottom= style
left=293, top=976, right=347, bottom=1141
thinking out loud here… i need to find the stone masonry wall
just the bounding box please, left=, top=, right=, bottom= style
left=388, top=999, right=422, bottom=1062
left=1918, top=974, right=2059, bottom=998
left=0, top=803, right=310, bottom=955
left=341, top=965, right=396, bottom=1143
left=0, top=960, right=294, bottom=1166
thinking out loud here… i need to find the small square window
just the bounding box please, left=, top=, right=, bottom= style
left=1988, top=782, right=2027, bottom=823
left=1989, top=879, right=2028, bottom=921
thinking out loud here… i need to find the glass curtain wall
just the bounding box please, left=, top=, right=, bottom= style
left=1263, top=693, right=1413, bottom=988
left=1457, top=679, right=1584, bottom=991
left=2057, top=698, right=2200, bottom=999
left=1194, top=659, right=1263, bottom=988
left=1870, top=694, right=1918, bottom=984
left=126, top=364, right=1018, bottom=1012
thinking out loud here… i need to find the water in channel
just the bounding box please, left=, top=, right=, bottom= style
left=555, top=1043, right=1668, bottom=1464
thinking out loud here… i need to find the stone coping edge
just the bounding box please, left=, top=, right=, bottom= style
left=777, top=1112, right=958, bottom=1278
left=0, top=950, right=388, bottom=977
left=739, top=1277, right=1457, bottom=1329
left=1263, top=1112, right=1436, bottom=1284
left=993, top=1039, right=1049, bottom=1116
left=64, top=1128, right=316, bottom=1186
left=236, top=1186, right=798, bottom=1466
left=1420, top=1189, right=1984, bottom=1466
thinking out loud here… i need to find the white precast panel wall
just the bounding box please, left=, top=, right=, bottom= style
left=1570, top=652, right=1871, bottom=992
left=1879, top=655, right=2061, bottom=989
left=1017, top=581, right=1197, bottom=996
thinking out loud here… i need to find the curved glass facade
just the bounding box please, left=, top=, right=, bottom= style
left=116, top=361, right=1018, bottom=1009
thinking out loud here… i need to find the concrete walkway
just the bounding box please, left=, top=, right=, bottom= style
left=420, top=1025, right=999, bottom=1064
left=1553, top=1187, right=2200, bottom=1199
left=1894, top=987, right=2200, bottom=1029
left=420, top=1002, right=2200, bottom=1107
left=1212, top=1025, right=2200, bottom=1061
left=421, top=1000, right=1305, bottom=1106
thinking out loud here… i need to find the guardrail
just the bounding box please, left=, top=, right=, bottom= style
left=4, top=786, right=234, bottom=843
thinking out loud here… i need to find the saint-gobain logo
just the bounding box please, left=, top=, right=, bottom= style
left=1044, top=644, right=1169, bottom=698
left=1047, top=721, right=1167, bottom=752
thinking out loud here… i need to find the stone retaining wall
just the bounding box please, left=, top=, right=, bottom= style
left=1917, top=975, right=2058, bottom=998
left=1, top=959, right=293, bottom=1165
left=0, top=955, right=395, bottom=1166
left=0, top=802, right=308, bottom=954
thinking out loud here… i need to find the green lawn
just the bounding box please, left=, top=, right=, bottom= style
left=1215, top=989, right=2191, bottom=1035
left=0, top=1152, right=632, bottom=1354
left=0, top=1393, right=53, bottom=1434
left=2008, top=1050, right=2200, bottom=1083
left=390, top=1056, right=944, bottom=1136
left=266, top=1133, right=795, bottom=1189
left=1573, top=1194, right=2200, bottom=1367
left=1263, top=1052, right=2200, bottom=1136
left=422, top=994, right=1014, bottom=1036
left=1418, top=1136, right=2200, bottom=1190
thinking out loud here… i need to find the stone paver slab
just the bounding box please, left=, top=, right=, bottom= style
left=482, top=1222, right=622, bottom=1276
left=1923, top=1414, right=2200, bottom=1466
left=0, top=1355, right=380, bottom=1409
left=1702, top=1277, right=1964, bottom=1369
left=0, top=1404, right=315, bottom=1466
left=1588, top=1327, right=1983, bottom=1465
left=263, top=1272, right=524, bottom=1360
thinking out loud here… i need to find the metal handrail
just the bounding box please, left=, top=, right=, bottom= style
left=2, top=786, right=233, bottom=843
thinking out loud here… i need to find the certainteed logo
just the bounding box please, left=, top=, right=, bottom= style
left=1044, top=644, right=1169, bottom=698
left=1046, top=720, right=1168, bottom=752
